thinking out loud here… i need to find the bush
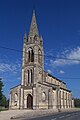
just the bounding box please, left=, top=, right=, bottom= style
left=74, top=98, right=80, bottom=108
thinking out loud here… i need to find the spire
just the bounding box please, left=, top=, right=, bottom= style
left=23, top=32, right=27, bottom=43
left=29, top=10, right=39, bottom=36
left=24, top=32, right=27, bottom=39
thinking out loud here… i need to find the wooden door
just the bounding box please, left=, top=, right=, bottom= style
left=27, top=94, right=33, bottom=109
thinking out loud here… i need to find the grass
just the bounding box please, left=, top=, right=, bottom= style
left=75, top=106, right=80, bottom=108
left=0, top=106, right=9, bottom=111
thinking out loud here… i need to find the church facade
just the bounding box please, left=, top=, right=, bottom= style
left=9, top=11, right=74, bottom=110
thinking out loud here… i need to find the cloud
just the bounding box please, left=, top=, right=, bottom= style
left=47, top=69, right=52, bottom=74
left=59, top=70, right=65, bottom=74
left=17, top=77, right=21, bottom=80
left=45, top=49, right=54, bottom=56
left=0, top=61, right=21, bottom=74
left=50, top=47, right=80, bottom=67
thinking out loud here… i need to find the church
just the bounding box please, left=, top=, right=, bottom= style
left=9, top=11, right=74, bottom=110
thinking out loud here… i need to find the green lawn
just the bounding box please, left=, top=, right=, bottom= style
left=0, top=106, right=9, bottom=111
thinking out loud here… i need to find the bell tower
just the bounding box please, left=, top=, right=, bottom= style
left=21, top=11, right=44, bottom=86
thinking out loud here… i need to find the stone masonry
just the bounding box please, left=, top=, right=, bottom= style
left=9, top=11, right=74, bottom=110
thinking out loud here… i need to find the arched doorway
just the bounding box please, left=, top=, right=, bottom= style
left=27, top=94, right=33, bottom=109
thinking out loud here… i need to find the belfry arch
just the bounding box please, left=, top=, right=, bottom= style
left=27, top=48, right=34, bottom=62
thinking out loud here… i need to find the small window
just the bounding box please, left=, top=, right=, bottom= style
left=38, top=49, right=42, bottom=64
left=14, top=93, right=18, bottom=102
left=34, top=34, right=38, bottom=40
left=42, top=92, right=46, bottom=101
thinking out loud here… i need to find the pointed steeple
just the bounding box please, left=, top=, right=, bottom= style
left=29, top=10, right=39, bottom=36
left=24, top=32, right=27, bottom=38
left=23, top=32, right=27, bottom=43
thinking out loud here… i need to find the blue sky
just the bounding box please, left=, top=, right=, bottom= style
left=0, top=0, right=80, bottom=98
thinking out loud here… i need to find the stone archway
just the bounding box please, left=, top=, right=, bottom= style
left=27, top=94, right=33, bottom=109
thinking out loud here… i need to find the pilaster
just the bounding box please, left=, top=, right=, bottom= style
left=20, top=87, right=24, bottom=109
left=53, top=89, right=57, bottom=108
left=33, top=87, right=37, bottom=109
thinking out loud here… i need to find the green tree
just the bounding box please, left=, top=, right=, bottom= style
left=74, top=98, right=80, bottom=108
left=6, top=99, right=9, bottom=108
left=0, top=78, right=9, bottom=108
left=1, top=95, right=7, bottom=107
left=0, top=78, right=4, bottom=106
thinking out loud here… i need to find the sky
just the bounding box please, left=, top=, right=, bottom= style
left=0, top=0, right=80, bottom=98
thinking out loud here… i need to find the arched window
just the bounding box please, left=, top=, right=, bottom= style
left=28, top=48, right=34, bottom=62
left=14, top=93, right=18, bottom=102
left=28, top=70, right=29, bottom=83
left=42, top=92, right=46, bottom=101
left=31, top=49, right=34, bottom=62
left=38, top=49, right=42, bottom=64
left=28, top=51, right=30, bottom=62
left=27, top=70, right=33, bottom=84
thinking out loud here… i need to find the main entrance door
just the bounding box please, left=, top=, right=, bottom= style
left=27, top=94, right=33, bottom=109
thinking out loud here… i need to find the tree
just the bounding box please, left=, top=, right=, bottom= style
left=6, top=99, right=9, bottom=108
left=0, top=78, right=4, bottom=106
left=0, top=78, right=9, bottom=108
left=74, top=98, right=80, bottom=108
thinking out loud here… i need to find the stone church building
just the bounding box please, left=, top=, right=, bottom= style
left=9, top=11, right=74, bottom=110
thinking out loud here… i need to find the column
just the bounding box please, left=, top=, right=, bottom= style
left=72, top=99, right=74, bottom=108
left=17, top=89, right=20, bottom=109
left=48, top=89, right=53, bottom=109
left=64, top=91, right=66, bottom=108
left=20, top=88, right=24, bottom=109
left=61, top=90, right=63, bottom=108
left=66, top=92, right=67, bottom=108
left=29, top=70, right=31, bottom=83
left=52, top=90, right=54, bottom=108
left=53, top=90, right=57, bottom=108
left=59, top=91, right=61, bottom=108
left=36, top=86, right=39, bottom=109
left=9, top=93, right=12, bottom=109
left=63, top=91, right=64, bottom=108
left=24, top=96, right=27, bottom=109
left=58, top=90, right=61, bottom=109
left=67, top=92, right=69, bottom=108
left=21, top=68, right=24, bottom=85
left=56, top=88, right=60, bottom=109
left=25, top=70, right=28, bottom=85
left=33, top=87, right=37, bottom=109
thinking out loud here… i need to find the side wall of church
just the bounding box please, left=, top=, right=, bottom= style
left=9, top=85, right=21, bottom=109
